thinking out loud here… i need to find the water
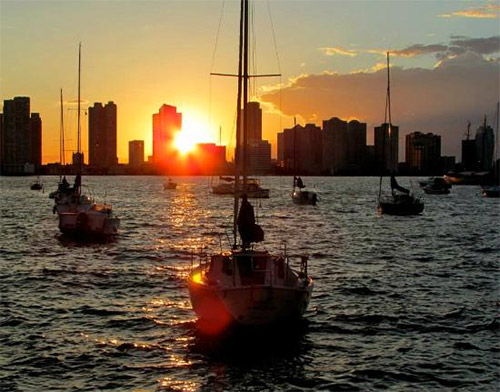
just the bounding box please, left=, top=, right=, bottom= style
left=1, top=176, right=499, bottom=391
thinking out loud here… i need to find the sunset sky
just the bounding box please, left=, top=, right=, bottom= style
left=1, top=0, right=499, bottom=164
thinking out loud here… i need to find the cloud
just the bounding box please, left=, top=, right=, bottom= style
left=320, top=47, right=358, bottom=57
left=439, top=2, right=500, bottom=18
left=261, top=38, right=500, bottom=159
left=391, top=36, right=500, bottom=60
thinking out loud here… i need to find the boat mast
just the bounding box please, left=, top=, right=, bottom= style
left=378, top=52, right=392, bottom=202
left=60, top=88, right=65, bottom=180
left=77, top=42, right=82, bottom=195
left=232, top=0, right=245, bottom=248
left=242, top=0, right=249, bottom=193
left=293, top=117, right=297, bottom=191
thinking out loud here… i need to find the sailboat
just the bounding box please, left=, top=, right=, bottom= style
left=188, top=0, right=313, bottom=330
left=164, top=177, right=177, bottom=189
left=481, top=102, right=500, bottom=198
left=57, top=43, right=120, bottom=238
left=377, top=53, right=424, bottom=216
left=291, top=119, right=318, bottom=205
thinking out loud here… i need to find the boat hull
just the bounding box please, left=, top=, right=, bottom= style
left=188, top=277, right=313, bottom=326
left=292, top=190, right=317, bottom=205
left=378, top=201, right=424, bottom=216
left=59, top=210, right=120, bottom=237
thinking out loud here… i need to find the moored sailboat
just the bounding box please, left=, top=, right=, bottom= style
left=56, top=44, right=119, bottom=238
left=377, top=53, right=424, bottom=216
left=188, top=0, right=313, bottom=332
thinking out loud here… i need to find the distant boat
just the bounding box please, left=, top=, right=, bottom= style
left=164, top=178, right=177, bottom=190
left=30, top=177, right=43, bottom=191
left=56, top=44, right=119, bottom=238
left=212, top=176, right=269, bottom=198
left=423, top=177, right=451, bottom=195
left=291, top=118, right=318, bottom=206
left=188, top=0, right=313, bottom=330
left=481, top=185, right=500, bottom=198
left=377, top=53, right=424, bottom=216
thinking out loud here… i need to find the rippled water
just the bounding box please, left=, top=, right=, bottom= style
left=1, top=176, right=499, bottom=391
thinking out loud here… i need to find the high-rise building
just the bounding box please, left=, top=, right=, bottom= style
left=374, top=123, right=399, bottom=173
left=153, top=104, right=182, bottom=168
left=128, top=140, right=144, bottom=166
left=246, top=101, right=262, bottom=142
left=277, top=123, right=322, bottom=174
left=322, top=117, right=347, bottom=175
left=248, top=140, right=271, bottom=174
left=89, top=101, right=117, bottom=169
left=0, top=97, right=42, bottom=175
left=405, top=132, right=441, bottom=174
left=321, top=117, right=366, bottom=174
left=475, top=119, right=495, bottom=171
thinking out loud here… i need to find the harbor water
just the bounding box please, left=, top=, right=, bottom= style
left=1, top=176, right=499, bottom=391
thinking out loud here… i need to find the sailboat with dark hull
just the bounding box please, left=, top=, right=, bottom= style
left=377, top=53, right=423, bottom=216
left=188, top=0, right=313, bottom=331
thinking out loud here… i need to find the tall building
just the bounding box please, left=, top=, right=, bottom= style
left=461, top=122, right=476, bottom=170
left=374, top=123, right=399, bottom=173
left=246, top=101, right=262, bottom=142
left=128, top=140, right=144, bottom=166
left=322, top=117, right=347, bottom=175
left=88, top=101, right=117, bottom=169
left=475, top=119, right=495, bottom=171
left=0, top=97, right=42, bottom=175
left=277, top=123, right=322, bottom=174
left=191, top=143, right=226, bottom=175
left=248, top=140, right=271, bottom=174
left=405, top=132, right=441, bottom=174
left=321, top=117, right=366, bottom=174
left=153, top=104, right=182, bottom=168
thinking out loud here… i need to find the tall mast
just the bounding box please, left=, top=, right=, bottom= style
left=60, top=88, right=65, bottom=179
left=293, top=117, right=297, bottom=191
left=77, top=42, right=81, bottom=160
left=232, top=0, right=245, bottom=248
left=378, top=52, right=391, bottom=202
left=242, top=0, right=249, bottom=192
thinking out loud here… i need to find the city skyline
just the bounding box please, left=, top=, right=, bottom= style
left=1, top=0, right=499, bottom=164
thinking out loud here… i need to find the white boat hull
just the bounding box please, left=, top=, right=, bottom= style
left=59, top=209, right=119, bottom=237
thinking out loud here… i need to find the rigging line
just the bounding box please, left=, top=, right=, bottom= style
left=250, top=0, right=257, bottom=99
left=208, top=0, right=226, bottom=138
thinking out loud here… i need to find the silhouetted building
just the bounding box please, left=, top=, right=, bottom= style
left=245, top=101, right=262, bottom=143
left=191, top=143, right=226, bottom=175
left=475, top=119, right=495, bottom=171
left=89, top=101, right=117, bottom=169
left=248, top=140, right=271, bottom=174
left=374, top=123, right=399, bottom=173
left=0, top=97, right=42, bottom=175
left=153, top=104, right=182, bottom=169
left=322, top=117, right=347, bottom=174
left=278, top=123, right=322, bottom=174
left=128, top=140, right=144, bottom=167
left=405, top=132, right=441, bottom=174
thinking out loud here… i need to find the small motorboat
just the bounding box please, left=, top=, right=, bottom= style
left=481, top=185, right=500, bottom=198
left=30, top=177, right=43, bottom=190
left=423, top=177, right=451, bottom=194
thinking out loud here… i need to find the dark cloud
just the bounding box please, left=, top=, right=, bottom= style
left=261, top=46, right=499, bottom=159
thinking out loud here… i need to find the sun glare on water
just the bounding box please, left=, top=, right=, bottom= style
left=174, top=116, right=208, bottom=155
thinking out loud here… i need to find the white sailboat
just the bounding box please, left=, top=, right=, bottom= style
left=57, top=43, right=120, bottom=238
left=188, top=0, right=313, bottom=330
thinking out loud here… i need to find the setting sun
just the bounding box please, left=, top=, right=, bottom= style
left=174, top=115, right=209, bottom=155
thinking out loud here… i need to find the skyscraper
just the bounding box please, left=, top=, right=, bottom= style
left=128, top=140, right=144, bottom=167
left=89, top=101, right=117, bottom=169
left=246, top=101, right=262, bottom=142
left=374, top=123, right=399, bottom=173
left=277, top=123, right=322, bottom=174
left=405, top=132, right=441, bottom=174
left=475, top=119, right=495, bottom=171
left=153, top=104, right=182, bottom=168
left=0, top=97, right=42, bottom=175
left=322, top=117, right=347, bottom=175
